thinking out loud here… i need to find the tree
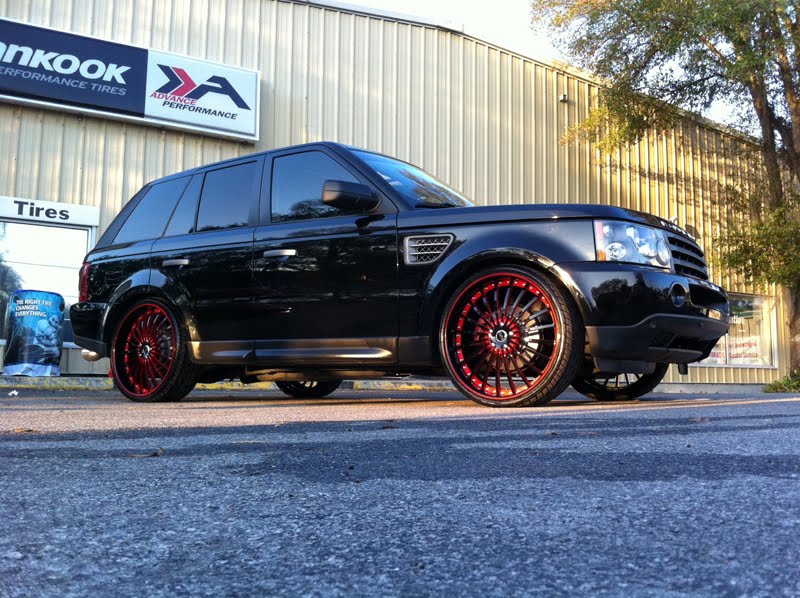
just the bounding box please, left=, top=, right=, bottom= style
left=531, top=0, right=800, bottom=371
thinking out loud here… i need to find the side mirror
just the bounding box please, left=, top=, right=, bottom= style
left=322, top=180, right=380, bottom=212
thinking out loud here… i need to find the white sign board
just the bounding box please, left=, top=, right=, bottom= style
left=144, top=51, right=259, bottom=138
left=0, top=196, right=100, bottom=227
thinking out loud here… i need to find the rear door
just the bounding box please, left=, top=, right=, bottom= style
left=150, top=156, right=264, bottom=362
left=251, top=147, right=399, bottom=365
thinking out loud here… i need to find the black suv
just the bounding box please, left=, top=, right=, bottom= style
left=71, top=142, right=729, bottom=407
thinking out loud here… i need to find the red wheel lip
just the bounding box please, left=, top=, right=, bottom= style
left=443, top=271, right=561, bottom=402
left=111, top=302, right=177, bottom=399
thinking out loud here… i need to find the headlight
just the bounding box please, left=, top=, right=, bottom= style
left=594, top=220, right=672, bottom=269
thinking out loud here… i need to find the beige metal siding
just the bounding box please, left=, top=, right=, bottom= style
left=0, top=0, right=788, bottom=382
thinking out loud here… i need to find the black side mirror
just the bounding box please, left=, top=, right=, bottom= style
left=322, top=180, right=380, bottom=212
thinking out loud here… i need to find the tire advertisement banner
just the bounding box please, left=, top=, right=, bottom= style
left=3, top=290, right=65, bottom=377
left=0, top=18, right=259, bottom=141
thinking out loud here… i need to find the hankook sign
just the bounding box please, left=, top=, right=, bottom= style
left=0, top=19, right=260, bottom=141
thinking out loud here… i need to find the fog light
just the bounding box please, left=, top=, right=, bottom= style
left=670, top=284, right=687, bottom=308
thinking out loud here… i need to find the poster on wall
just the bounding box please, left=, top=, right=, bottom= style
left=3, top=289, right=65, bottom=376
left=0, top=18, right=259, bottom=141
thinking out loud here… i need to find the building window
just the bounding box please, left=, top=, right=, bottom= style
left=0, top=221, right=92, bottom=344
left=699, top=294, right=776, bottom=367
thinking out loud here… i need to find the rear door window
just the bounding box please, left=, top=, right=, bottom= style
left=113, top=177, right=189, bottom=244
left=196, top=161, right=261, bottom=232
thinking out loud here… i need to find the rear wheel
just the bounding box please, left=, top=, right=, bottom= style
left=439, top=266, right=583, bottom=407
left=571, top=363, right=669, bottom=401
left=275, top=380, right=342, bottom=398
left=110, top=299, right=199, bottom=403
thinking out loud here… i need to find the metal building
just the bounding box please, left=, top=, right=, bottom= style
left=0, top=0, right=787, bottom=383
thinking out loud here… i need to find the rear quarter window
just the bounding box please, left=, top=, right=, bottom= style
left=113, top=177, right=190, bottom=245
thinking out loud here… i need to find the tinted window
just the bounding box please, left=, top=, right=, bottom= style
left=196, top=161, right=261, bottom=232
left=353, top=150, right=472, bottom=208
left=164, top=174, right=202, bottom=236
left=114, top=177, right=189, bottom=244
left=96, top=186, right=148, bottom=248
left=271, top=151, right=359, bottom=223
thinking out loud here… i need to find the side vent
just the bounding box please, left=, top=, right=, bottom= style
left=404, top=234, right=454, bottom=265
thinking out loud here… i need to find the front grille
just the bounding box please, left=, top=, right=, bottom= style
left=404, top=234, right=453, bottom=265
left=667, top=233, right=709, bottom=280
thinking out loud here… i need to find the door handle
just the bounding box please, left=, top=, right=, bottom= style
left=262, top=249, right=297, bottom=258
left=162, top=258, right=190, bottom=267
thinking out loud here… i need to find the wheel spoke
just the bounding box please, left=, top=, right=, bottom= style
left=521, top=308, right=550, bottom=326
left=503, top=355, right=517, bottom=394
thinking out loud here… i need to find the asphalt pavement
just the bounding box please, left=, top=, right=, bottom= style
left=1, top=388, right=799, bottom=597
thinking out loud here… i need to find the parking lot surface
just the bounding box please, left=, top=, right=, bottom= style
left=1, top=388, right=799, bottom=596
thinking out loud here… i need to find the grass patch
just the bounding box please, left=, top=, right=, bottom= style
left=763, top=375, right=800, bottom=393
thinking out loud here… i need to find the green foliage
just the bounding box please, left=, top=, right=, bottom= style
left=763, top=374, right=800, bottom=393
left=717, top=187, right=800, bottom=288
left=531, top=0, right=800, bottom=205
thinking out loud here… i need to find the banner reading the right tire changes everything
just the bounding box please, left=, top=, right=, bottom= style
left=3, top=289, right=65, bottom=376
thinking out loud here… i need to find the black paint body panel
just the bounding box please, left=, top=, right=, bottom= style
left=71, top=141, right=730, bottom=377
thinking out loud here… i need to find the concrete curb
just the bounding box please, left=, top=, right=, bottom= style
left=0, top=375, right=769, bottom=394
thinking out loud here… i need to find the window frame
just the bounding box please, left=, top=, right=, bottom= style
left=0, top=217, right=96, bottom=349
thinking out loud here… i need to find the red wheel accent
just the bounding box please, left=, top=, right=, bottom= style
left=112, top=303, right=177, bottom=399
left=443, top=272, right=561, bottom=402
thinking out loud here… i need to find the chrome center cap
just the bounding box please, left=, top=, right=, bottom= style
left=140, top=344, right=152, bottom=358
left=489, top=328, right=511, bottom=349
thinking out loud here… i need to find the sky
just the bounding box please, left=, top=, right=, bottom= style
left=340, top=0, right=560, bottom=63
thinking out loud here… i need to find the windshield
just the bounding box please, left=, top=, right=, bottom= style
left=354, top=151, right=473, bottom=208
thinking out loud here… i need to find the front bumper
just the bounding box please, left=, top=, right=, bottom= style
left=555, top=262, right=729, bottom=370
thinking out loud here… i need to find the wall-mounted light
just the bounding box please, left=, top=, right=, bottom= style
left=559, top=93, right=568, bottom=103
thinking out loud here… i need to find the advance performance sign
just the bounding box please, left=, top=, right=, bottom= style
left=0, top=19, right=259, bottom=141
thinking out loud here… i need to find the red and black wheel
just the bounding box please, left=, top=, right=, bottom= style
left=110, top=299, right=198, bottom=403
left=275, top=380, right=342, bottom=398
left=439, top=267, right=583, bottom=407
left=571, top=363, right=669, bottom=401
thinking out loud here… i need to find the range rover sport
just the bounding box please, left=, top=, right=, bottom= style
left=71, top=142, right=730, bottom=407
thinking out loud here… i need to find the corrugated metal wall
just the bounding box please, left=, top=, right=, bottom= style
left=0, top=0, right=787, bottom=382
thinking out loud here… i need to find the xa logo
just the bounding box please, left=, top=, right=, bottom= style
left=155, top=65, right=250, bottom=110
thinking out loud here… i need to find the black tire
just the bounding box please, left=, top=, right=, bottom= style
left=275, top=380, right=342, bottom=398
left=439, top=266, right=584, bottom=407
left=571, top=363, right=669, bottom=401
left=110, top=299, right=199, bottom=403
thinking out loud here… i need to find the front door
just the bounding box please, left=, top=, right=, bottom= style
left=251, top=148, right=398, bottom=365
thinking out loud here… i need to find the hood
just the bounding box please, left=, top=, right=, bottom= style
left=397, top=203, right=677, bottom=232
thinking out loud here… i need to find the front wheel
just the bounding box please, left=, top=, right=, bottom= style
left=275, top=380, right=342, bottom=398
left=571, top=363, right=669, bottom=401
left=439, top=267, right=584, bottom=407
left=111, top=299, right=199, bottom=403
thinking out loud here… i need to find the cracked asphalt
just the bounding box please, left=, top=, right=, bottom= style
left=1, top=388, right=799, bottom=597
